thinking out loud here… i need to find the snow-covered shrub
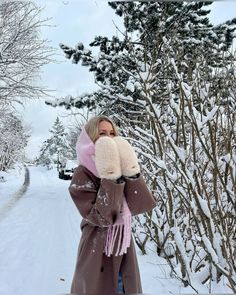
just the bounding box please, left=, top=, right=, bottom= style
left=132, top=57, right=236, bottom=292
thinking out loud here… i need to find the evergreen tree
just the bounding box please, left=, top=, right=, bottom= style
left=67, top=127, right=81, bottom=160
left=57, top=1, right=236, bottom=114
left=37, top=117, right=72, bottom=170
left=36, top=139, right=52, bottom=169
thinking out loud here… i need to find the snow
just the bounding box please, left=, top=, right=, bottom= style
left=201, top=106, right=219, bottom=126
left=0, top=165, right=25, bottom=206
left=196, top=194, right=211, bottom=219
left=171, top=226, right=192, bottom=279
left=0, top=165, right=233, bottom=295
left=65, top=160, right=77, bottom=170
left=71, top=181, right=95, bottom=190
left=201, top=235, right=220, bottom=265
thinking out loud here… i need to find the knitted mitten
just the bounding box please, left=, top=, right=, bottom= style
left=113, top=137, right=140, bottom=177
left=94, top=137, right=122, bottom=180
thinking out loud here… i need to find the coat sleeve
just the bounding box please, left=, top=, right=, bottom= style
left=69, top=166, right=125, bottom=227
left=124, top=174, right=156, bottom=216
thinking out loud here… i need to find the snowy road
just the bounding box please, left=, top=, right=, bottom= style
left=0, top=166, right=81, bottom=295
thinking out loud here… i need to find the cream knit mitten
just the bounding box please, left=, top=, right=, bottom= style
left=113, top=137, right=140, bottom=177
left=95, top=137, right=122, bottom=180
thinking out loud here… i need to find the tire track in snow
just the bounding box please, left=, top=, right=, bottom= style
left=0, top=166, right=30, bottom=222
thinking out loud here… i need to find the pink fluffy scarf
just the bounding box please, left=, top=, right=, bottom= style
left=76, top=127, right=132, bottom=257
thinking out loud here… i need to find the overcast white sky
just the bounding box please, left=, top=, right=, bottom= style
left=21, top=0, right=236, bottom=159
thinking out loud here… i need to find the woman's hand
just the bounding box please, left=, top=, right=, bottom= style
left=94, top=136, right=122, bottom=180
left=113, top=137, right=140, bottom=177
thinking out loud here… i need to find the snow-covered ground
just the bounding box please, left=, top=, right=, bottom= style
left=0, top=166, right=231, bottom=295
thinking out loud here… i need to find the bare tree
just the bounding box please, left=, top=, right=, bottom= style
left=0, top=0, right=54, bottom=106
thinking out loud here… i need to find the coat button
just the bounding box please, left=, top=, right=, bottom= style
left=100, top=267, right=104, bottom=272
left=91, top=200, right=95, bottom=204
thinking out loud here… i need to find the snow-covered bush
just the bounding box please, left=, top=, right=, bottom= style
left=136, top=59, right=236, bottom=292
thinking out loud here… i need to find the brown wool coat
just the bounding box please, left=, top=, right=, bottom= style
left=69, top=165, right=156, bottom=295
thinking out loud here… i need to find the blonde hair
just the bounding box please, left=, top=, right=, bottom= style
left=85, top=115, right=119, bottom=142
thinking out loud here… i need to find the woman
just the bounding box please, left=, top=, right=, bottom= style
left=69, top=116, right=156, bottom=294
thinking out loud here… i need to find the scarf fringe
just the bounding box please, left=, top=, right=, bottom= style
left=104, top=215, right=131, bottom=257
